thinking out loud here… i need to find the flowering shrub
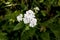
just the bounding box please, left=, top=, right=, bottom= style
left=0, top=0, right=60, bottom=40
left=17, top=10, right=37, bottom=27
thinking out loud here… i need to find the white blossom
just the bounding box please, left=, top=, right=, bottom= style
left=26, top=10, right=35, bottom=15
left=17, top=10, right=37, bottom=27
left=23, top=10, right=37, bottom=27
left=24, top=13, right=35, bottom=19
left=29, top=18, right=37, bottom=27
left=23, top=14, right=32, bottom=24
left=23, top=17, right=30, bottom=24
left=23, top=10, right=35, bottom=24
left=17, top=14, right=23, bottom=22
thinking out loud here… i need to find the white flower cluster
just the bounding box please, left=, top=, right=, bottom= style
left=23, top=10, right=37, bottom=27
left=17, top=10, right=37, bottom=27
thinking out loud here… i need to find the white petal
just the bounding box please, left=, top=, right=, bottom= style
left=29, top=18, right=37, bottom=27
left=29, top=23, right=34, bottom=27
left=17, top=14, right=23, bottom=22
left=26, top=10, right=35, bottom=15
left=23, top=18, right=30, bottom=24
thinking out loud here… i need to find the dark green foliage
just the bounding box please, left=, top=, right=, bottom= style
left=0, top=0, right=60, bottom=40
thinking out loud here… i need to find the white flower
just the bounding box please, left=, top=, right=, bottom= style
left=25, top=10, right=35, bottom=19
left=29, top=18, right=37, bottom=27
left=23, top=14, right=33, bottom=24
left=26, top=10, right=35, bottom=15
left=16, top=10, right=37, bottom=27
left=23, top=10, right=35, bottom=24
left=17, top=14, right=23, bottom=22
left=24, top=13, right=35, bottom=19
left=23, top=10, right=37, bottom=27
left=23, top=17, right=30, bottom=24
left=34, top=7, right=40, bottom=11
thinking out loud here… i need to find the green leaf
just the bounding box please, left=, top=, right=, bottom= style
left=58, top=0, right=60, bottom=6
left=5, top=10, right=20, bottom=20
left=41, top=15, right=59, bottom=26
left=1, top=21, right=15, bottom=32
left=0, top=32, right=8, bottom=40
left=56, top=11, right=60, bottom=16
left=40, top=0, right=44, bottom=3
left=13, top=22, right=24, bottom=31
left=21, top=28, right=36, bottom=40
left=41, top=10, right=46, bottom=16
left=25, top=26, right=30, bottom=30
left=48, top=18, right=60, bottom=40
left=40, top=32, right=50, bottom=40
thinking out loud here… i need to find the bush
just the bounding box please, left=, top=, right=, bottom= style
left=0, top=0, right=60, bottom=40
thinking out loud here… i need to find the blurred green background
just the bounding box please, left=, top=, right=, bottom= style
left=0, top=0, right=60, bottom=40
